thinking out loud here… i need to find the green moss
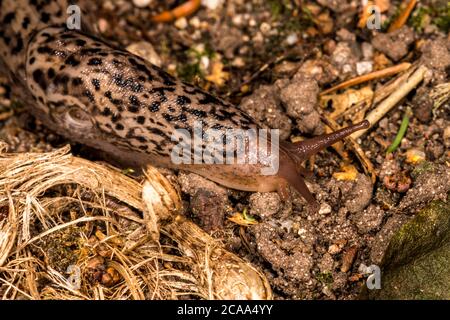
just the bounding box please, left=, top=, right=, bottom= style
left=316, top=272, right=333, bottom=285
left=364, top=196, right=450, bottom=299
left=268, top=0, right=292, bottom=19
left=177, top=62, right=202, bottom=83
left=434, top=2, right=450, bottom=32
left=411, top=161, right=434, bottom=178
left=407, top=2, right=450, bottom=33
left=409, top=6, right=432, bottom=32
left=176, top=45, right=215, bottom=83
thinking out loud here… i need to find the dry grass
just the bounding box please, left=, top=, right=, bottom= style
left=0, top=143, right=271, bottom=300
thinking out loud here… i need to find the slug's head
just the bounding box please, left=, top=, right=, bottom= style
left=276, top=120, right=370, bottom=213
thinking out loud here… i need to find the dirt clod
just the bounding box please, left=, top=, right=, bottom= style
left=249, top=192, right=281, bottom=218
left=351, top=205, right=385, bottom=234
left=191, top=189, right=226, bottom=231
left=239, top=85, right=292, bottom=140
left=279, top=76, right=324, bottom=135
left=372, top=26, right=415, bottom=61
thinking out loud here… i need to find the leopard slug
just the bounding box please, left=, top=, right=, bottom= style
left=0, top=0, right=369, bottom=211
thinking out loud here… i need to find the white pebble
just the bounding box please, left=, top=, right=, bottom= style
left=174, top=17, right=188, bottom=30
left=98, top=18, right=109, bottom=33
left=199, top=56, right=210, bottom=73
left=356, top=61, right=373, bottom=75
left=202, top=0, right=224, bottom=10
left=232, top=15, right=243, bottom=26
left=286, top=33, right=298, bottom=45
left=189, top=16, right=201, bottom=28
left=133, top=0, right=152, bottom=8
left=361, top=42, right=373, bottom=60
left=260, top=22, right=271, bottom=35
left=318, top=203, right=332, bottom=215
left=232, top=57, right=245, bottom=67
left=126, top=41, right=162, bottom=67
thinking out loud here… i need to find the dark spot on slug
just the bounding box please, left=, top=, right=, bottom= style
left=22, top=17, right=30, bottom=29
left=83, top=90, right=95, bottom=102
left=47, top=68, right=55, bottom=79
left=11, top=36, right=23, bottom=54
left=87, top=58, right=102, bottom=66
left=128, top=105, right=139, bottom=113
left=76, top=39, right=87, bottom=47
left=3, top=12, right=15, bottom=24
left=198, top=92, right=226, bottom=106
left=72, top=77, right=83, bottom=86
left=40, top=12, right=51, bottom=23
left=65, top=55, right=80, bottom=66
left=80, top=48, right=102, bottom=55
left=162, top=113, right=175, bottom=122
left=129, top=95, right=139, bottom=106
left=136, top=116, right=145, bottom=124
left=148, top=101, right=160, bottom=112
left=32, top=69, right=47, bottom=91
left=176, top=95, right=191, bottom=106
left=37, top=46, right=53, bottom=54
left=111, top=113, right=121, bottom=123
left=101, top=107, right=112, bottom=116
left=91, top=78, right=101, bottom=90
left=184, top=107, right=207, bottom=119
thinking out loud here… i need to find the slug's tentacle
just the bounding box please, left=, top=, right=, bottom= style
left=281, top=120, right=370, bottom=165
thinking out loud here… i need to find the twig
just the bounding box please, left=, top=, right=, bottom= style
left=388, top=0, right=418, bottom=32
left=337, top=65, right=416, bottom=120
left=321, top=62, right=412, bottom=95
left=351, top=64, right=429, bottom=140
left=151, top=0, right=201, bottom=23
left=0, top=110, right=13, bottom=121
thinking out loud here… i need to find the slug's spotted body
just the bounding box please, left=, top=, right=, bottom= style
left=0, top=0, right=369, bottom=211
left=26, top=27, right=256, bottom=162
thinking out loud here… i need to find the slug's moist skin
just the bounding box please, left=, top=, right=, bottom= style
left=0, top=0, right=369, bottom=212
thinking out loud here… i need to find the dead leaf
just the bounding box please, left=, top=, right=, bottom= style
left=205, top=61, right=230, bottom=87
left=321, top=86, right=374, bottom=120
left=333, top=164, right=359, bottom=181
left=228, top=212, right=258, bottom=226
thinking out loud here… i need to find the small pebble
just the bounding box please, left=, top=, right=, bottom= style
left=232, top=57, right=245, bottom=67
left=98, top=18, right=109, bottom=33
left=260, top=22, right=271, bottom=35
left=356, top=61, right=373, bottom=75
left=319, top=202, right=332, bottom=215
left=286, top=33, right=298, bottom=46
left=202, top=0, right=224, bottom=10
left=133, top=0, right=152, bottom=8
left=174, top=17, right=188, bottom=30
left=199, top=56, right=210, bottom=72
left=189, top=17, right=201, bottom=28
left=126, top=41, right=162, bottom=67
left=361, top=42, right=374, bottom=60
left=232, top=15, right=243, bottom=26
